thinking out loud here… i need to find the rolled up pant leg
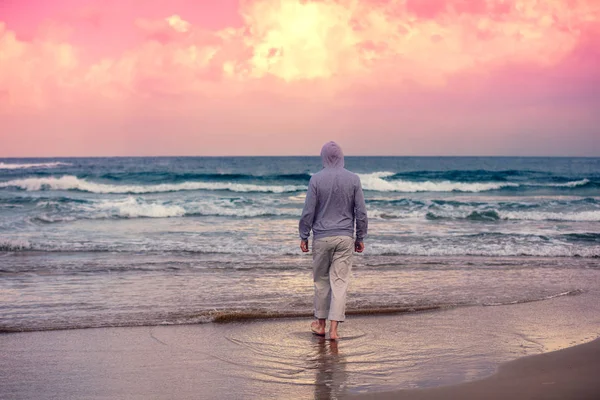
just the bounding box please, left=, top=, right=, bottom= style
left=312, top=236, right=354, bottom=322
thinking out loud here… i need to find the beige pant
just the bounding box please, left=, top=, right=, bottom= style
left=312, top=235, right=354, bottom=322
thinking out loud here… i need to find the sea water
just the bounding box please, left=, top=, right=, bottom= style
left=1, top=156, right=599, bottom=332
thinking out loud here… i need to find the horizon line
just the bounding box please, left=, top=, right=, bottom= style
left=1, top=155, right=600, bottom=159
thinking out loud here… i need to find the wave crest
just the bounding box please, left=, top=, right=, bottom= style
left=358, top=172, right=519, bottom=192
left=356, top=172, right=595, bottom=192
left=2, top=173, right=595, bottom=194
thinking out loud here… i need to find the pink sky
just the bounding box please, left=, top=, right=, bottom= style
left=1, top=0, right=599, bottom=157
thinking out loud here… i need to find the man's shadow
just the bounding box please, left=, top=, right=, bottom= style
left=313, top=338, right=347, bottom=399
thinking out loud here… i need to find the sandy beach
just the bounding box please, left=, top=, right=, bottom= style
left=2, top=289, right=599, bottom=400
left=353, top=338, right=600, bottom=400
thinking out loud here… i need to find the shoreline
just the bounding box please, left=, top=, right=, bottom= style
left=0, top=289, right=581, bottom=333
left=351, top=338, right=600, bottom=400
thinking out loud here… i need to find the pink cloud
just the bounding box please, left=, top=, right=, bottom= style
left=2, top=0, right=598, bottom=104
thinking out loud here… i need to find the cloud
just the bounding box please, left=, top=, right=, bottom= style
left=0, top=22, right=79, bottom=110
left=0, top=0, right=599, bottom=113
left=135, top=14, right=192, bottom=43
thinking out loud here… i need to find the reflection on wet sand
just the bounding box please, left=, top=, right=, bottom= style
left=314, top=338, right=347, bottom=399
left=2, top=293, right=599, bottom=400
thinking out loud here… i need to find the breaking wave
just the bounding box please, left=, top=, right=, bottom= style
left=543, top=179, right=590, bottom=188
left=1, top=172, right=595, bottom=194
left=0, top=176, right=305, bottom=194
left=356, top=172, right=596, bottom=192
left=358, top=172, right=520, bottom=192
left=27, top=197, right=300, bottom=223
left=0, top=161, right=71, bottom=169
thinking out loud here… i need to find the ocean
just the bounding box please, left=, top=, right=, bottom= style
left=1, top=156, right=599, bottom=333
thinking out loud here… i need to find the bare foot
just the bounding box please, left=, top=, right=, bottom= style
left=311, top=321, right=325, bottom=336
left=329, top=320, right=340, bottom=340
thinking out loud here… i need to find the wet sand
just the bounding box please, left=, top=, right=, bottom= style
left=1, top=291, right=599, bottom=399
left=353, top=338, right=600, bottom=400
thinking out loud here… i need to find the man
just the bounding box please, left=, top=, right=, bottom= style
left=299, top=141, right=368, bottom=340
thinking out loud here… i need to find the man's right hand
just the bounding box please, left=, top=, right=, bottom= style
left=355, top=241, right=365, bottom=253
left=300, top=240, right=309, bottom=253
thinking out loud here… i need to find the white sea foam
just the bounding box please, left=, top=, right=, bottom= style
left=357, top=172, right=519, bottom=192
left=95, top=197, right=298, bottom=219
left=0, top=238, right=31, bottom=251
left=501, top=210, right=600, bottom=222
left=535, top=179, right=590, bottom=188
left=0, top=162, right=71, bottom=169
left=483, top=290, right=584, bottom=306
left=0, top=176, right=305, bottom=194
left=356, top=173, right=592, bottom=192
left=559, top=179, right=590, bottom=188
left=32, top=197, right=300, bottom=221
left=94, top=198, right=186, bottom=218
left=34, top=214, right=78, bottom=223
left=187, top=202, right=299, bottom=218
left=287, top=194, right=306, bottom=202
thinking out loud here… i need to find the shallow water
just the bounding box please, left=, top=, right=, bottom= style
left=1, top=254, right=597, bottom=332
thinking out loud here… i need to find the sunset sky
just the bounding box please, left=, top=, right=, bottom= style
left=1, top=0, right=599, bottom=157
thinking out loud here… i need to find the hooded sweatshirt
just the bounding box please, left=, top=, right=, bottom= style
left=299, top=142, right=368, bottom=241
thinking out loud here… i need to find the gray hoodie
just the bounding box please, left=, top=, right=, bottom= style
left=299, top=142, right=368, bottom=241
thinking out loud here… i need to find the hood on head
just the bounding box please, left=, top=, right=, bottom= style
left=320, top=141, right=344, bottom=168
